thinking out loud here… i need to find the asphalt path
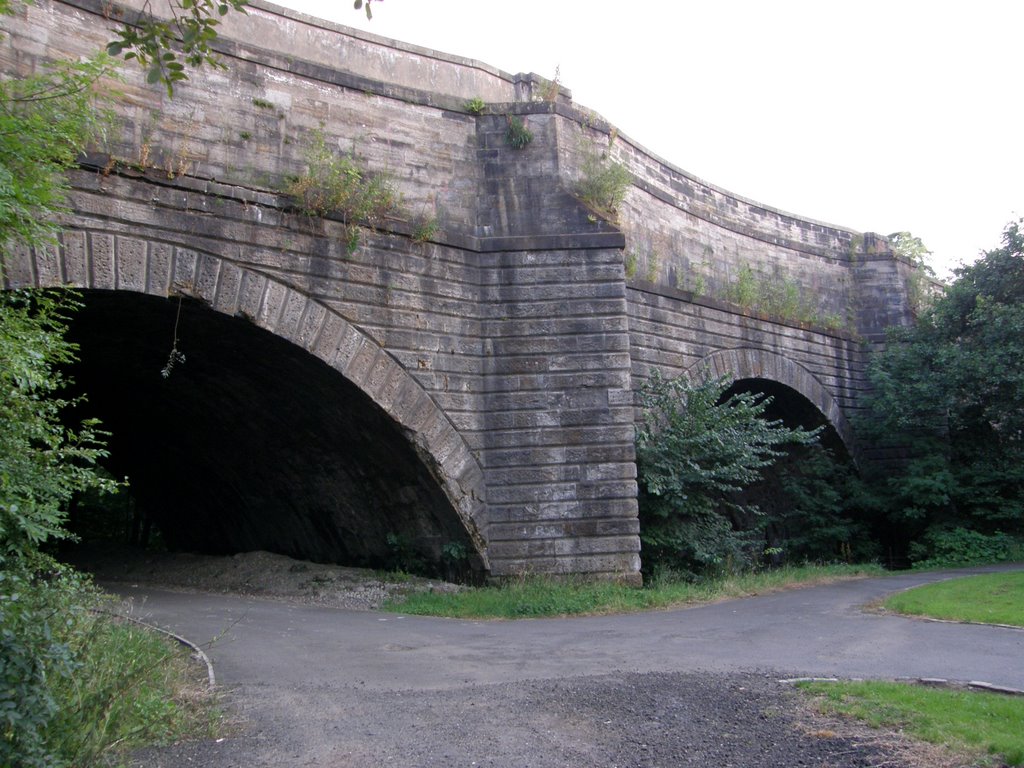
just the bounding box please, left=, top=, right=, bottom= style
left=116, top=565, right=1024, bottom=693
left=115, top=565, right=1024, bottom=767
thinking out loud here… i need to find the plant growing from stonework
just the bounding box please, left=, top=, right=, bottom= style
left=623, top=250, right=639, bottom=279
left=574, top=140, right=631, bottom=222
left=411, top=214, right=440, bottom=244
left=464, top=97, right=486, bottom=115
left=645, top=250, right=661, bottom=283
left=720, top=264, right=844, bottom=330
left=285, top=129, right=400, bottom=252
left=504, top=115, right=533, bottom=149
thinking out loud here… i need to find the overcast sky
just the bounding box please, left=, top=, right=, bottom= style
left=274, top=0, right=1021, bottom=277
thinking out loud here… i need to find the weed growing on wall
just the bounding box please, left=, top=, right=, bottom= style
left=285, top=129, right=399, bottom=252
left=504, top=115, right=533, bottom=149
left=411, top=214, right=440, bottom=244
left=574, top=140, right=631, bottom=222
left=624, top=250, right=639, bottom=279
left=645, top=250, right=661, bottom=283
left=719, top=264, right=845, bottom=331
left=464, top=97, right=486, bottom=115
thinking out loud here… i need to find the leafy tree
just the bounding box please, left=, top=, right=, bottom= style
left=0, top=47, right=117, bottom=560
left=0, top=12, right=119, bottom=761
left=758, top=444, right=880, bottom=564
left=863, top=220, right=1024, bottom=563
left=0, top=292, right=116, bottom=561
left=0, top=55, right=113, bottom=248
left=888, top=230, right=934, bottom=273
left=635, top=372, right=819, bottom=577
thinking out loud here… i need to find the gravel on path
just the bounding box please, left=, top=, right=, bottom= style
left=130, top=670, right=961, bottom=768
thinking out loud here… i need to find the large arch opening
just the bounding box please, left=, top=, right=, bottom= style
left=61, top=289, right=479, bottom=577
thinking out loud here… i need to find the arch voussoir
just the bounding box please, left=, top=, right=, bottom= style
left=686, top=347, right=854, bottom=453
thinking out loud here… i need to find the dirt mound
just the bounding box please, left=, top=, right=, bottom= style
left=66, top=544, right=462, bottom=611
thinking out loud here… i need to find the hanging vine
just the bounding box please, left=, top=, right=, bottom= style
left=160, top=295, right=186, bottom=378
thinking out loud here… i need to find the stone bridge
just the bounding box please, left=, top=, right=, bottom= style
left=0, top=0, right=918, bottom=582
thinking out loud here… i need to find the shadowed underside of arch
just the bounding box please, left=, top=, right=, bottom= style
left=2, top=233, right=490, bottom=570
left=684, top=347, right=854, bottom=454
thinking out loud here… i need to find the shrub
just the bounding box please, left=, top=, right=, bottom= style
left=635, top=371, right=819, bottom=578
left=504, top=115, right=533, bottom=149
left=285, top=129, right=399, bottom=252
left=759, top=444, right=879, bottom=565
left=910, top=527, right=1021, bottom=569
left=574, top=141, right=631, bottom=222
left=1, top=560, right=218, bottom=766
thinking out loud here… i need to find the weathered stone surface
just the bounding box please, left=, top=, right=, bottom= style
left=0, top=0, right=917, bottom=582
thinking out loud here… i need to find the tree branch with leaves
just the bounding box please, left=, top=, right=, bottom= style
left=635, top=372, right=820, bottom=577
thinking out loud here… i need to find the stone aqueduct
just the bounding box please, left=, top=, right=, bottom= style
left=0, top=0, right=918, bottom=582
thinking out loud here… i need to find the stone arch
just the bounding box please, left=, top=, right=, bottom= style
left=684, top=347, right=854, bottom=454
left=2, top=233, right=490, bottom=569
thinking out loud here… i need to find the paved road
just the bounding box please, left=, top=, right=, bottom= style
left=118, top=565, right=1024, bottom=692
left=117, top=565, right=1024, bottom=767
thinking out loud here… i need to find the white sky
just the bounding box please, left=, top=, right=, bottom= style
left=274, top=0, right=1021, bottom=277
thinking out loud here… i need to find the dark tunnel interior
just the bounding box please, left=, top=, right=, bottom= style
left=61, top=290, right=473, bottom=573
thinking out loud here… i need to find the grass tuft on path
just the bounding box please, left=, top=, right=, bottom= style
left=383, top=563, right=884, bottom=619
left=800, top=680, right=1024, bottom=767
left=883, top=571, right=1024, bottom=627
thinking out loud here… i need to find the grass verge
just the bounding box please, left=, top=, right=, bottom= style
left=1, top=563, right=222, bottom=767
left=383, top=563, right=885, bottom=619
left=883, top=571, right=1024, bottom=627
left=799, top=680, right=1024, bottom=767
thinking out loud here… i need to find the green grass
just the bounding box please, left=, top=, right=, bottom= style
left=883, top=571, right=1024, bottom=627
left=800, top=680, right=1024, bottom=766
left=383, top=563, right=885, bottom=619
left=48, top=609, right=222, bottom=763
left=2, top=564, right=222, bottom=767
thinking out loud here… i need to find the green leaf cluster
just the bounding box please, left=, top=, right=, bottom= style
left=0, top=292, right=117, bottom=560
left=106, top=0, right=249, bottom=96
left=758, top=443, right=877, bottom=564
left=504, top=115, right=533, bottom=150
left=862, top=220, right=1024, bottom=562
left=635, top=371, right=819, bottom=576
left=2, top=561, right=217, bottom=766
left=0, top=57, right=113, bottom=250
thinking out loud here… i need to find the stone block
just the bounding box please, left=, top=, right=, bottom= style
left=61, top=231, right=88, bottom=287
left=147, top=242, right=173, bottom=295
left=237, top=270, right=267, bottom=320
left=172, top=248, right=199, bottom=292
left=213, top=261, right=244, bottom=316
left=89, top=232, right=115, bottom=289
left=35, top=244, right=63, bottom=286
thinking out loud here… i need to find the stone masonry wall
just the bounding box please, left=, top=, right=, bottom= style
left=555, top=115, right=914, bottom=341
left=1, top=0, right=917, bottom=580
left=0, top=0, right=642, bottom=580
